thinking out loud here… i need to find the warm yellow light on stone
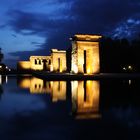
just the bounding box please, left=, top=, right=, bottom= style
left=59, top=60, right=62, bottom=72
left=75, top=34, right=102, bottom=41
left=30, top=56, right=51, bottom=71
left=51, top=49, right=66, bottom=72
left=72, top=64, right=78, bottom=73
left=17, top=61, right=31, bottom=70
left=17, top=56, right=51, bottom=71
left=87, top=66, right=91, bottom=74
left=50, top=65, right=53, bottom=71
left=71, top=34, right=102, bottom=74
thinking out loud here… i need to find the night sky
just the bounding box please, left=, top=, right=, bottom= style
left=0, top=0, right=140, bottom=68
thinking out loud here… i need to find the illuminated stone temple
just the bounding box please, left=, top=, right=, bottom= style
left=30, top=56, right=51, bottom=71
left=17, top=34, right=102, bottom=74
left=71, top=34, right=102, bottom=74
left=17, top=49, right=66, bottom=72
left=17, top=56, right=51, bottom=71
left=50, top=49, right=66, bottom=72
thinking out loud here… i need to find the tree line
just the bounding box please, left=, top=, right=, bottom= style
left=100, top=36, right=140, bottom=73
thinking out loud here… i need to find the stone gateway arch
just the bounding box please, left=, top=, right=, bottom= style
left=71, top=34, right=102, bottom=74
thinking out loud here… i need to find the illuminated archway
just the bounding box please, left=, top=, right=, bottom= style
left=71, top=34, right=102, bottom=74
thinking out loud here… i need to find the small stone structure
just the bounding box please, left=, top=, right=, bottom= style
left=50, top=49, right=67, bottom=72
left=17, top=56, right=51, bottom=71
left=30, top=56, right=51, bottom=71
left=17, top=49, right=66, bottom=72
left=17, top=61, right=31, bottom=71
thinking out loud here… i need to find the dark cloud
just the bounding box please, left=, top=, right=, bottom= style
left=7, top=10, right=64, bottom=36
left=71, top=0, right=140, bottom=34
left=6, top=0, right=140, bottom=67
left=7, top=0, right=140, bottom=36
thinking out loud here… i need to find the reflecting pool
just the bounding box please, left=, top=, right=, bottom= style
left=0, top=75, right=140, bottom=140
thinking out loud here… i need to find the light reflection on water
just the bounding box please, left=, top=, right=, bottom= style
left=18, top=77, right=67, bottom=102
left=0, top=76, right=46, bottom=119
left=71, top=80, right=100, bottom=119
left=18, top=76, right=100, bottom=119
left=0, top=75, right=140, bottom=139
left=1, top=76, right=140, bottom=120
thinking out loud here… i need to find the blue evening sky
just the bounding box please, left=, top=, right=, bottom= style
left=0, top=0, right=140, bottom=68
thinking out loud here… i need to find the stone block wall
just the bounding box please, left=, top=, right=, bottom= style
left=51, top=49, right=67, bottom=72
left=17, top=61, right=31, bottom=71
left=30, top=56, right=51, bottom=71
left=71, top=34, right=102, bottom=74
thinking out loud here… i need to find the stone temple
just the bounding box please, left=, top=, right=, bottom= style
left=50, top=49, right=67, bottom=72
left=17, top=49, right=67, bottom=72
left=71, top=34, right=102, bottom=74
left=17, top=34, right=102, bottom=74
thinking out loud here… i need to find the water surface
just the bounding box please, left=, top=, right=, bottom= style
left=0, top=75, right=140, bottom=140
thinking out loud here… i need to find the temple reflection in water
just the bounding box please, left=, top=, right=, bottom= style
left=18, top=76, right=100, bottom=119
left=71, top=80, right=100, bottom=119
left=18, top=77, right=66, bottom=102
